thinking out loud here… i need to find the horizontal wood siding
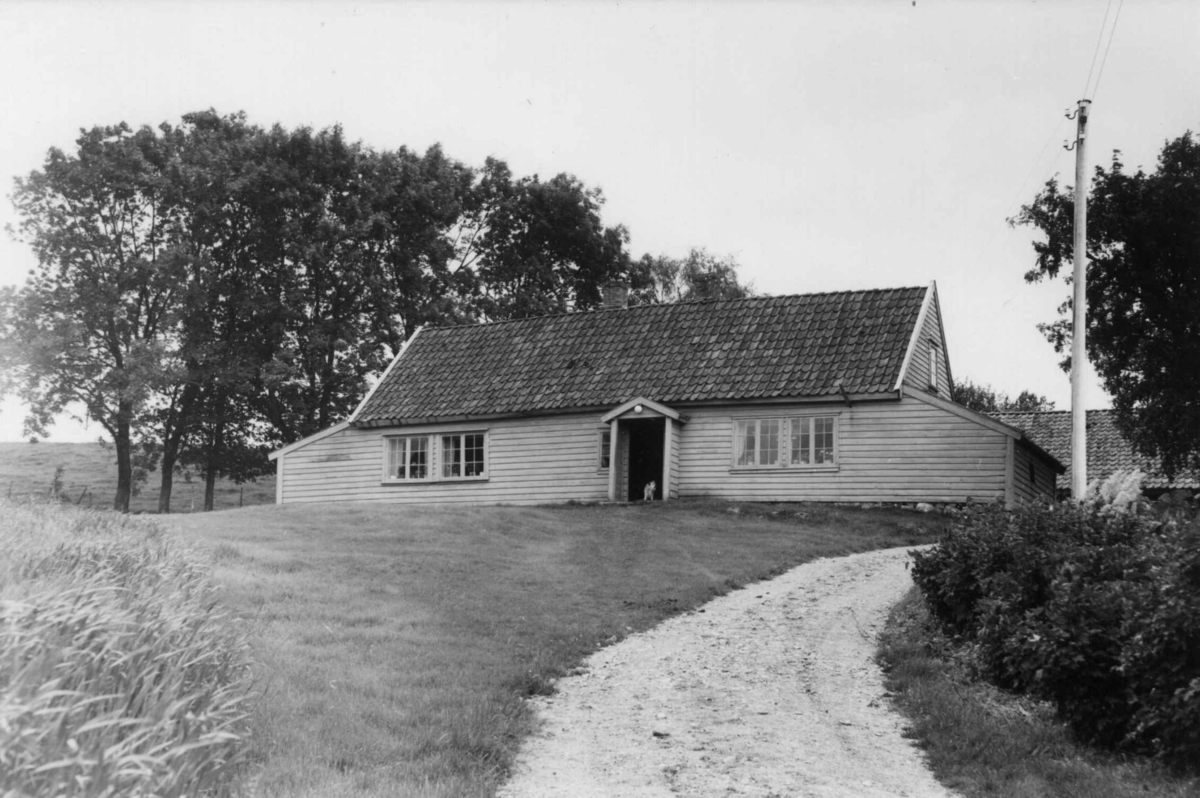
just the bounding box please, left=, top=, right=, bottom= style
left=282, top=396, right=1013, bottom=506
left=1013, top=443, right=1036, bottom=505
left=280, top=413, right=611, bottom=505
left=1037, top=451, right=1058, bottom=500
left=1012, top=441, right=1059, bottom=506
left=903, top=295, right=952, bottom=398
left=676, top=397, right=1007, bottom=503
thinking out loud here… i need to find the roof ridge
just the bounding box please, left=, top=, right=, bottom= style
left=422, top=285, right=928, bottom=332
left=992, top=408, right=1113, bottom=416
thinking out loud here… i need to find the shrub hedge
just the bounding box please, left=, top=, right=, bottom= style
left=0, top=500, right=254, bottom=797
left=911, top=501, right=1200, bottom=770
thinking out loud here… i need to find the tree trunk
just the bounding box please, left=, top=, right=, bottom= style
left=203, top=418, right=223, bottom=512
left=156, top=382, right=199, bottom=515
left=113, top=403, right=133, bottom=512
left=204, top=469, right=216, bottom=512
left=157, top=452, right=175, bottom=514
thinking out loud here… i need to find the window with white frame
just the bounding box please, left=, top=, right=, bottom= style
left=385, top=436, right=430, bottom=481
left=929, top=343, right=940, bottom=393
left=441, top=432, right=486, bottom=479
left=790, top=415, right=836, bottom=465
left=733, top=415, right=838, bottom=469
left=598, top=429, right=611, bottom=469
left=383, top=431, right=488, bottom=483
left=735, top=418, right=781, bottom=466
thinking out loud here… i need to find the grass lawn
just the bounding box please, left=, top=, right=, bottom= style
left=0, top=441, right=275, bottom=513
left=878, top=589, right=1200, bottom=798
left=168, top=499, right=949, bottom=798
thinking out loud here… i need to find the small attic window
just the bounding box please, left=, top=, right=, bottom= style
left=928, top=343, right=940, bottom=394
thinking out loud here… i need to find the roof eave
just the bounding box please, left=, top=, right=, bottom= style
left=903, top=385, right=1066, bottom=472
left=351, top=390, right=903, bottom=429
left=269, top=421, right=352, bottom=460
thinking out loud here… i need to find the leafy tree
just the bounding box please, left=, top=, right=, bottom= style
left=140, top=111, right=266, bottom=512
left=163, top=113, right=473, bottom=510
left=262, top=129, right=473, bottom=440
left=452, top=158, right=631, bottom=319
left=179, top=386, right=271, bottom=511
left=4, top=112, right=634, bottom=511
left=951, top=378, right=1055, bottom=413
left=629, top=248, right=754, bottom=305
left=1010, top=132, right=1200, bottom=476
left=1, top=123, right=187, bottom=511
left=1009, top=390, right=1056, bottom=412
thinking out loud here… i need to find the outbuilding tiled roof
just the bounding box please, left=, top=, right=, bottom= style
left=990, top=409, right=1200, bottom=492
left=353, top=287, right=928, bottom=426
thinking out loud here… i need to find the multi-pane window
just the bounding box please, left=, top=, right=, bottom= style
left=735, top=416, right=837, bottom=469
left=734, top=419, right=782, bottom=466
left=442, top=433, right=486, bottom=478
left=736, top=420, right=756, bottom=466
left=599, top=430, right=611, bottom=469
left=790, top=416, right=836, bottom=465
left=385, top=431, right=487, bottom=482
left=386, top=436, right=429, bottom=480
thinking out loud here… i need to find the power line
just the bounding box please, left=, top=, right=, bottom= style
left=1081, top=0, right=1115, bottom=99
left=982, top=115, right=1070, bottom=260
left=993, top=0, right=1123, bottom=262
left=1091, top=0, right=1126, bottom=100
left=1003, top=117, right=1069, bottom=224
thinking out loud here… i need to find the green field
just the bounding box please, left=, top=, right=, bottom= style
left=166, top=500, right=949, bottom=797
left=1, top=441, right=969, bottom=795
left=0, top=441, right=276, bottom=512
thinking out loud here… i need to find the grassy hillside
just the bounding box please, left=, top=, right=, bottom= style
left=169, top=500, right=950, bottom=798
left=0, top=441, right=275, bottom=512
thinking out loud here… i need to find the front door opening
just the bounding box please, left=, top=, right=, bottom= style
left=626, top=418, right=664, bottom=501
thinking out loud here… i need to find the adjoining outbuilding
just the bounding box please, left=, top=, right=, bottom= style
left=990, top=409, right=1200, bottom=501
left=270, top=282, right=1062, bottom=507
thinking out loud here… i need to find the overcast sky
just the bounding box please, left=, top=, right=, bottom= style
left=2, top=0, right=1198, bottom=442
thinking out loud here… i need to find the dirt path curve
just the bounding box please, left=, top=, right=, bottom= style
left=498, top=546, right=957, bottom=798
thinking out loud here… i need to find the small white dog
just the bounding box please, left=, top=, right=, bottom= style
left=643, top=481, right=656, bottom=501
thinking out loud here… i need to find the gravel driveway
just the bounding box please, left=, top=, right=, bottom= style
left=498, top=546, right=958, bottom=798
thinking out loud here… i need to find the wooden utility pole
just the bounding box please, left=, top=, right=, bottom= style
left=1070, top=98, right=1092, bottom=498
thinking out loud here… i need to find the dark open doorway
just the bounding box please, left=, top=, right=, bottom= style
left=626, top=417, right=664, bottom=501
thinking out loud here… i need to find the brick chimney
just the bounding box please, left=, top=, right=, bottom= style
left=601, top=282, right=629, bottom=310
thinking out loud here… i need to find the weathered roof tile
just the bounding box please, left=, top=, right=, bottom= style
left=991, top=409, right=1200, bottom=491
left=353, top=287, right=927, bottom=426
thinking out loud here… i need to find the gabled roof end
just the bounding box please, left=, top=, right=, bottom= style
left=349, top=325, right=425, bottom=424
left=892, top=282, right=936, bottom=391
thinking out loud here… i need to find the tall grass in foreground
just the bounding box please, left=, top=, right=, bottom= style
left=0, top=500, right=255, bottom=797
left=878, top=589, right=1200, bottom=798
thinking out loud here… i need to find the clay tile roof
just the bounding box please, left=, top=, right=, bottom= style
left=990, top=409, right=1200, bottom=491
left=352, top=287, right=928, bottom=427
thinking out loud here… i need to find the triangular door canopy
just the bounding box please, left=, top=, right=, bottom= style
left=600, top=397, right=685, bottom=424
